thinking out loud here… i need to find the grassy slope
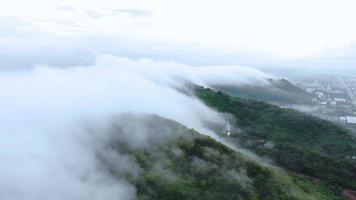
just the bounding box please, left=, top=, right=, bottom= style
left=195, top=86, right=356, bottom=192
left=107, top=115, right=342, bottom=200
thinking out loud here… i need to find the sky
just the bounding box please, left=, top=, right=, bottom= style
left=1, top=0, right=356, bottom=71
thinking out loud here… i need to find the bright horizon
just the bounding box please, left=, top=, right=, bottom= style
left=1, top=0, right=356, bottom=59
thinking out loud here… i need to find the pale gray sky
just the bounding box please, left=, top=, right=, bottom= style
left=1, top=0, right=356, bottom=72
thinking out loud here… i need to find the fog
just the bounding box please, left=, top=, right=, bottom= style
left=0, top=54, right=272, bottom=200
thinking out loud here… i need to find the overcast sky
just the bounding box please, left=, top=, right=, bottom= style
left=1, top=0, right=356, bottom=71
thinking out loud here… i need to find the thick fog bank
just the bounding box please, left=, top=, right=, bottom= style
left=0, top=54, right=271, bottom=199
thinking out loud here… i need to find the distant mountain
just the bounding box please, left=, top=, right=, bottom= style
left=103, top=114, right=343, bottom=200
left=195, top=86, right=356, bottom=195
left=212, top=78, right=314, bottom=104
left=269, top=78, right=308, bottom=94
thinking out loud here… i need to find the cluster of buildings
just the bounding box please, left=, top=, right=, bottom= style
left=339, top=116, right=356, bottom=126
left=299, top=81, right=352, bottom=108
left=297, top=77, right=356, bottom=127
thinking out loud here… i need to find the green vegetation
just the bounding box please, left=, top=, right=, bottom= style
left=195, top=86, right=356, bottom=192
left=107, top=115, right=343, bottom=200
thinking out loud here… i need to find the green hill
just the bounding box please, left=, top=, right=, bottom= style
left=195, top=86, right=356, bottom=193
left=102, top=114, right=343, bottom=200
left=212, top=78, right=314, bottom=104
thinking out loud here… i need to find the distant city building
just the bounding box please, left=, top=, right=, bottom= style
left=306, top=88, right=315, bottom=93
left=315, top=92, right=325, bottom=99
left=340, top=117, right=347, bottom=123
left=320, top=101, right=327, bottom=105
left=326, top=86, right=332, bottom=92
left=334, top=98, right=347, bottom=103
left=346, top=116, right=356, bottom=124
left=334, top=90, right=346, bottom=95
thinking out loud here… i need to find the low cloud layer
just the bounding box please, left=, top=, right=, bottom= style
left=0, top=54, right=271, bottom=199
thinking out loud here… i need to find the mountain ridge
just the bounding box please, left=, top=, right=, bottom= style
left=211, top=78, right=314, bottom=104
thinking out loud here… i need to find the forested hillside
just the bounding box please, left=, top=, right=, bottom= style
left=104, top=114, right=343, bottom=200
left=195, top=86, right=356, bottom=193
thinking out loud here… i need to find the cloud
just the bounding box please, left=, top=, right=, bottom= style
left=0, top=17, right=35, bottom=38
left=0, top=54, right=273, bottom=199
left=92, top=54, right=272, bottom=87
left=57, top=5, right=78, bottom=12
left=84, top=10, right=105, bottom=19
left=56, top=5, right=153, bottom=20
left=0, top=54, right=267, bottom=199
left=108, top=9, right=153, bottom=17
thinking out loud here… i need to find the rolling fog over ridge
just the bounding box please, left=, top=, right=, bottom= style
left=0, top=54, right=276, bottom=200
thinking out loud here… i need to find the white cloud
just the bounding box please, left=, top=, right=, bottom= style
left=0, top=54, right=272, bottom=199
left=109, top=9, right=153, bottom=17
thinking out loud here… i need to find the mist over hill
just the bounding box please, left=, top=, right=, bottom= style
left=0, top=55, right=273, bottom=200
left=0, top=55, right=355, bottom=200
